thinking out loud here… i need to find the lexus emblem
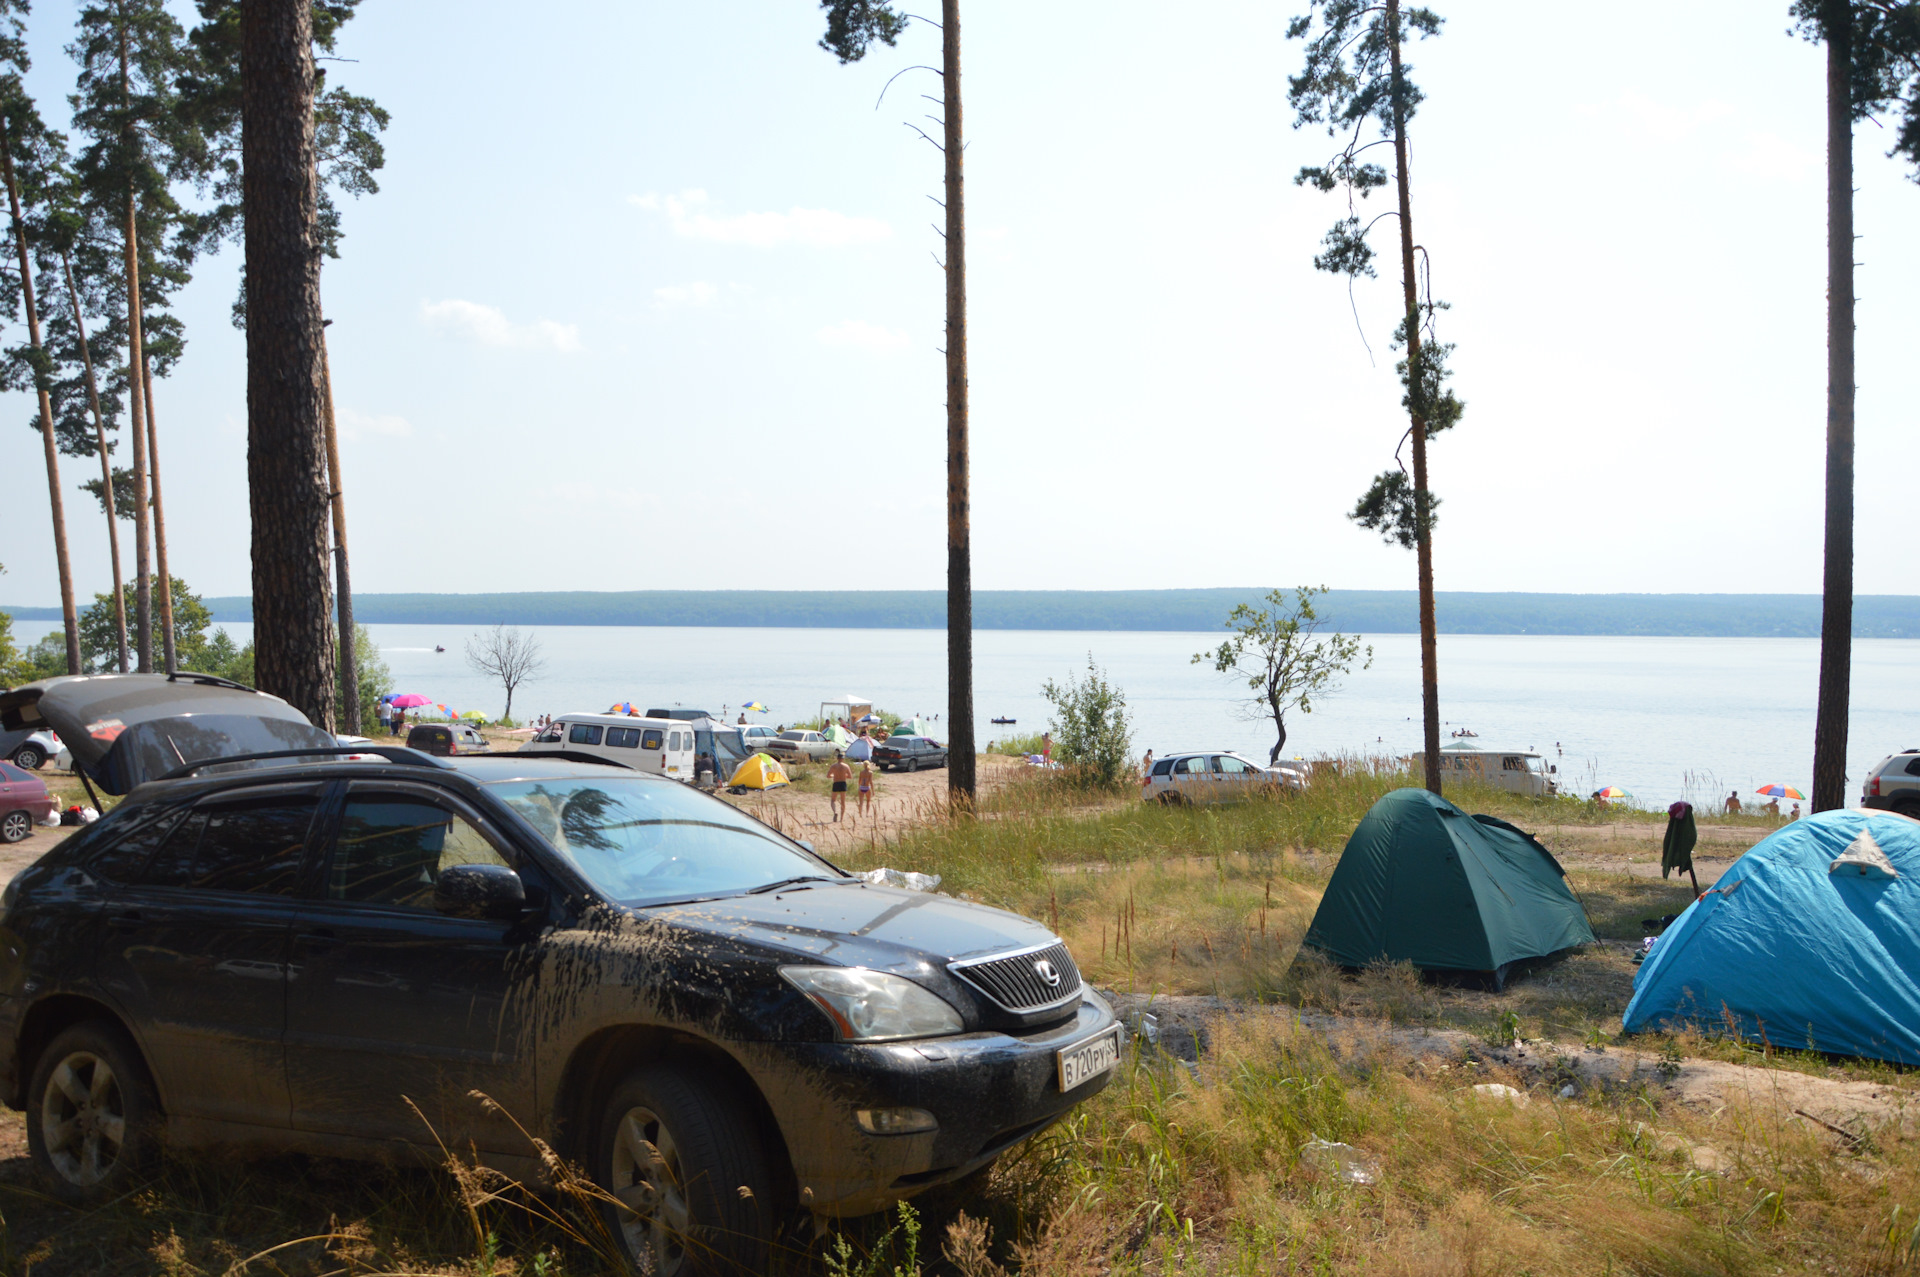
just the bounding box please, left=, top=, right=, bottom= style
left=1033, top=959, right=1062, bottom=988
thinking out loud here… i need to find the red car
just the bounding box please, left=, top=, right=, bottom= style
left=0, top=761, right=55, bottom=843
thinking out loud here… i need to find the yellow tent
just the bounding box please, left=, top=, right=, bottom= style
left=727, top=752, right=791, bottom=790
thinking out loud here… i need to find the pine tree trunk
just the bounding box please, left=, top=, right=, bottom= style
left=242, top=0, right=336, bottom=730
left=1386, top=0, right=1442, bottom=795
left=142, top=354, right=176, bottom=673
left=321, top=331, right=357, bottom=729
left=64, top=251, right=129, bottom=673
left=123, top=193, right=152, bottom=672
left=118, top=28, right=152, bottom=674
left=2, top=128, right=81, bottom=675
left=942, top=0, right=976, bottom=804
left=1812, top=2, right=1854, bottom=812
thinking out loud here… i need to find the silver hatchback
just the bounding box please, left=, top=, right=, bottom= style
left=1142, top=751, right=1305, bottom=804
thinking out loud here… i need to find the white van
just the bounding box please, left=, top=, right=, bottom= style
left=521, top=713, right=696, bottom=780
left=1413, top=743, right=1558, bottom=797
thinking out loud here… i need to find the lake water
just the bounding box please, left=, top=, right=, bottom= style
left=14, top=620, right=1917, bottom=809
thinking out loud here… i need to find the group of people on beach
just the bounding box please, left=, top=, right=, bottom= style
left=826, top=752, right=874, bottom=821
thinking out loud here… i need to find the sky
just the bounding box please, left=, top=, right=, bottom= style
left=2, top=0, right=1918, bottom=606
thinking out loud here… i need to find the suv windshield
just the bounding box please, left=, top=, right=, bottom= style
left=486, top=776, right=838, bottom=906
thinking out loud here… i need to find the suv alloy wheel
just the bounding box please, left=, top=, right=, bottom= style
left=596, top=1065, right=772, bottom=1275
left=26, top=1020, right=160, bottom=1204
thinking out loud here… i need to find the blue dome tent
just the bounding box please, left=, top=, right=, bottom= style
left=1622, top=809, right=1920, bottom=1064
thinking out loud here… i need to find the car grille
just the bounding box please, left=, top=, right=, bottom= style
left=949, top=942, right=1082, bottom=1013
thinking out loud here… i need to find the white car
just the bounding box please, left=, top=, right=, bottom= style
left=739, top=725, right=782, bottom=752
left=5, top=729, right=59, bottom=771
left=765, top=730, right=839, bottom=763
left=1142, top=751, right=1306, bottom=805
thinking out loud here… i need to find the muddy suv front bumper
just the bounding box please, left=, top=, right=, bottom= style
left=740, top=991, right=1121, bottom=1215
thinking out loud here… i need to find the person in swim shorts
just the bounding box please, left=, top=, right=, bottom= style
left=857, top=761, right=875, bottom=816
left=829, top=752, right=852, bottom=822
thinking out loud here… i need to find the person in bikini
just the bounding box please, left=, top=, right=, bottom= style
left=828, top=752, right=852, bottom=822
left=857, top=761, right=875, bottom=816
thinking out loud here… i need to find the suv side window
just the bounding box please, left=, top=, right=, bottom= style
left=329, top=790, right=513, bottom=910
left=642, top=729, right=664, bottom=750
left=1175, top=756, right=1208, bottom=775
left=139, top=789, right=319, bottom=894
left=1216, top=756, right=1246, bottom=774
left=89, top=806, right=190, bottom=883
left=570, top=724, right=604, bottom=746
left=1903, top=757, right=1920, bottom=777
left=1152, top=759, right=1174, bottom=777
left=607, top=727, right=640, bottom=749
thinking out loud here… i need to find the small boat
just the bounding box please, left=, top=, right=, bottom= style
left=434, top=645, right=446, bottom=653
left=990, top=716, right=1016, bottom=725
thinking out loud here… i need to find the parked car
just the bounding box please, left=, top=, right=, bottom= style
left=766, top=729, right=838, bottom=763
left=2, top=729, right=58, bottom=772
left=404, top=722, right=492, bottom=756
left=1142, top=751, right=1305, bottom=805
left=1862, top=749, right=1920, bottom=816
left=740, top=725, right=781, bottom=752
left=1413, top=743, right=1557, bottom=797
left=0, top=760, right=55, bottom=842
left=0, top=673, right=1121, bottom=1271
left=874, top=735, right=949, bottom=772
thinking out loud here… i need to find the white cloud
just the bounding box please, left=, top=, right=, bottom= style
left=653, top=281, right=720, bottom=308
left=1724, top=131, right=1820, bottom=182
left=630, top=189, right=891, bottom=248
left=1577, top=91, right=1735, bottom=138
left=420, top=299, right=581, bottom=352
left=338, top=408, right=412, bottom=441
left=816, top=319, right=910, bottom=353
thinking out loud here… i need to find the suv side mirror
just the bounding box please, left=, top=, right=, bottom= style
left=435, top=863, right=526, bottom=921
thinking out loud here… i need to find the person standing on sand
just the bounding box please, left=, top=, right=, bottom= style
left=828, top=752, right=852, bottom=822
left=1725, top=790, right=1742, bottom=815
left=857, top=762, right=875, bottom=816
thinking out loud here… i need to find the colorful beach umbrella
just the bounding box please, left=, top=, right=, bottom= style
left=1593, top=786, right=1632, bottom=800
left=743, top=701, right=768, bottom=713
left=1755, top=784, right=1805, bottom=800
left=390, top=693, right=433, bottom=708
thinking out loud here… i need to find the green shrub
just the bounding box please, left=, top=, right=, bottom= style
left=1041, top=655, right=1134, bottom=785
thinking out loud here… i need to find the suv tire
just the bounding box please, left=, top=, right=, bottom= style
left=11, top=744, right=44, bottom=771
left=595, top=1064, right=772, bottom=1276
left=26, top=1019, right=160, bottom=1205
left=1892, top=798, right=1920, bottom=820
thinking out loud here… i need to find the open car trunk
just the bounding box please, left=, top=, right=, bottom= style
left=0, top=673, right=336, bottom=794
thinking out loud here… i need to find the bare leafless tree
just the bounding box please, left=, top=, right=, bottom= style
left=464, top=625, right=545, bottom=724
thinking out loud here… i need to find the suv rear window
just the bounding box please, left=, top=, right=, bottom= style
left=643, top=730, right=665, bottom=750
left=139, top=789, right=318, bottom=895
left=1152, top=759, right=1174, bottom=776
left=1903, top=758, right=1920, bottom=777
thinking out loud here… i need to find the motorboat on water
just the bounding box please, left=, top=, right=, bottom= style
left=991, top=716, right=1016, bottom=725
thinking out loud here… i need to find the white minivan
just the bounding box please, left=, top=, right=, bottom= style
left=521, top=713, right=696, bottom=779
left=1415, top=742, right=1558, bottom=797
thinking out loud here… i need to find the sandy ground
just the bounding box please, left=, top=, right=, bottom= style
left=715, top=753, right=1033, bottom=858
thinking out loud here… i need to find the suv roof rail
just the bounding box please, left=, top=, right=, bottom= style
left=163, top=670, right=259, bottom=693
left=157, top=745, right=449, bottom=783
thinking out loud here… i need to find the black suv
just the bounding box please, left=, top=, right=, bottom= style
left=872, top=735, right=949, bottom=772
left=0, top=676, right=1119, bottom=1274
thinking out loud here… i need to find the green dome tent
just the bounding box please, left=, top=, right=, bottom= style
left=1303, top=788, right=1594, bottom=982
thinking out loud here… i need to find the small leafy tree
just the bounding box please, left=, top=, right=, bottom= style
left=1041, top=656, right=1133, bottom=786
left=1194, top=586, right=1371, bottom=766
left=465, top=625, right=545, bottom=724
left=331, top=623, right=390, bottom=734
left=79, top=573, right=210, bottom=671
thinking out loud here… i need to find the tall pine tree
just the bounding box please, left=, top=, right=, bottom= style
left=1790, top=1, right=1920, bottom=811
left=1289, top=0, right=1462, bottom=795
left=820, top=0, right=979, bottom=803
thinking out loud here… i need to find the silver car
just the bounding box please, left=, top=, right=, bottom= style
left=1142, top=751, right=1305, bottom=805
left=766, top=730, right=839, bottom=763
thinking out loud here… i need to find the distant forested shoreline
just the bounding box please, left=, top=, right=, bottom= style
left=9, top=590, right=1920, bottom=638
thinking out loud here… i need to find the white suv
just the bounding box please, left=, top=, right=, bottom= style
left=1862, top=750, right=1920, bottom=817
left=1143, top=751, right=1306, bottom=805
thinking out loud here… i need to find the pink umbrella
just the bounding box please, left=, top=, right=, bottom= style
left=390, top=693, right=433, bottom=708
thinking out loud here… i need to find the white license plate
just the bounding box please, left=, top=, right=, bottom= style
left=1057, top=1027, right=1122, bottom=1091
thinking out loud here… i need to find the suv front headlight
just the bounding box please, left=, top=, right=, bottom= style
left=781, top=966, right=964, bottom=1041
